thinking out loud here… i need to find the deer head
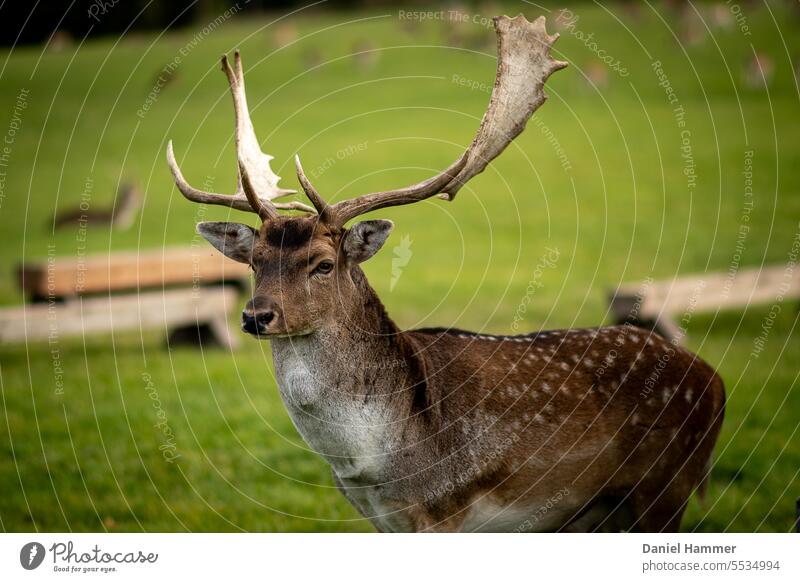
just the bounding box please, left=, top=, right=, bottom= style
left=167, top=15, right=566, bottom=339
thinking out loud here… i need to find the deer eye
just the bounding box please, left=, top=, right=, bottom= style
left=312, top=260, right=334, bottom=276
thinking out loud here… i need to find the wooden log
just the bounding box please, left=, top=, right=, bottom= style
left=0, top=286, right=240, bottom=349
left=609, top=265, right=800, bottom=343
left=17, top=246, right=250, bottom=299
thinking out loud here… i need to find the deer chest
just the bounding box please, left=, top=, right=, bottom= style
left=274, top=355, right=389, bottom=481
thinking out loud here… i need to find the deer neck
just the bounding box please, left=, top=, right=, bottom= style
left=269, top=267, right=426, bottom=480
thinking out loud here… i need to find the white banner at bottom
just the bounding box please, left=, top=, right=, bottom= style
left=0, top=533, right=797, bottom=581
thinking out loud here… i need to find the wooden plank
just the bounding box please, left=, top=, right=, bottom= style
left=613, top=265, right=800, bottom=319
left=17, top=247, right=250, bottom=298
left=609, top=264, right=800, bottom=343
left=0, top=286, right=240, bottom=346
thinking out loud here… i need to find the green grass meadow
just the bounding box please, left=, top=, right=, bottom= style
left=0, top=1, right=798, bottom=531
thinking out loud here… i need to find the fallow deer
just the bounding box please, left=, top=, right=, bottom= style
left=167, top=15, right=725, bottom=532
left=51, top=181, right=141, bottom=231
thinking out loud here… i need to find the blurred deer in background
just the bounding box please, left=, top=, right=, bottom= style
left=351, top=39, right=380, bottom=72
left=167, top=15, right=724, bottom=532
left=51, top=181, right=141, bottom=231
left=743, top=52, right=775, bottom=90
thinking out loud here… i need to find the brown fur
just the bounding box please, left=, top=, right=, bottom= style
left=218, top=217, right=725, bottom=532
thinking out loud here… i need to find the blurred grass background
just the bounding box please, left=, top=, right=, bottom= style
left=0, top=1, right=798, bottom=531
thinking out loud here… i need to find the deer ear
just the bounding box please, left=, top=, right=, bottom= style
left=342, top=220, right=394, bottom=264
left=197, top=221, right=257, bottom=264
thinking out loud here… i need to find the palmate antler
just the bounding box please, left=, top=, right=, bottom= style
left=168, top=15, right=566, bottom=225
left=442, top=15, right=568, bottom=200
left=296, top=14, right=566, bottom=227
left=167, top=51, right=315, bottom=219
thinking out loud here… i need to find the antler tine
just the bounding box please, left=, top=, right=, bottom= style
left=166, top=141, right=313, bottom=215
left=274, top=200, right=316, bottom=213
left=294, top=155, right=332, bottom=220
left=300, top=14, right=565, bottom=227
left=166, top=141, right=274, bottom=213
left=238, top=159, right=276, bottom=220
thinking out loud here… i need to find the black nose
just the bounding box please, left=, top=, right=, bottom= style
left=241, top=313, right=258, bottom=335
left=241, top=299, right=278, bottom=336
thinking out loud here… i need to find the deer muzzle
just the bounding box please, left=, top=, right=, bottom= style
left=242, top=297, right=281, bottom=337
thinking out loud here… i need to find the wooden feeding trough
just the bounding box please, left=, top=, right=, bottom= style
left=608, top=264, right=800, bottom=343
left=0, top=247, right=250, bottom=349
